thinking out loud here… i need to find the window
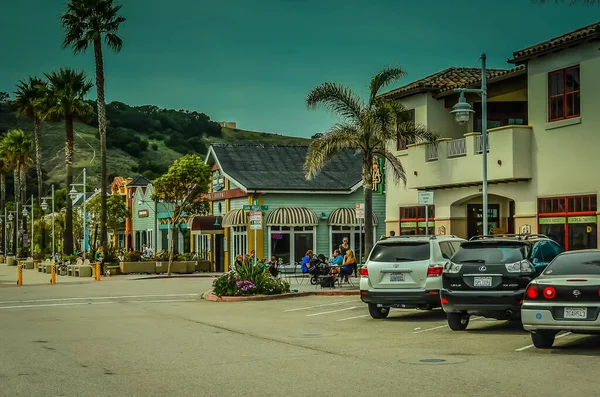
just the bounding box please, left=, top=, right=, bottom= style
left=548, top=65, right=580, bottom=121
left=269, top=226, right=315, bottom=264
left=399, top=205, right=435, bottom=235
left=330, top=225, right=376, bottom=263
left=439, top=242, right=454, bottom=260
left=196, top=235, right=210, bottom=259
left=531, top=241, right=563, bottom=268
left=452, top=242, right=527, bottom=264
left=473, top=102, right=528, bottom=132
left=231, top=226, right=248, bottom=266
left=396, top=109, right=415, bottom=150
left=544, top=251, right=600, bottom=276
left=538, top=195, right=597, bottom=251
left=369, top=241, right=430, bottom=262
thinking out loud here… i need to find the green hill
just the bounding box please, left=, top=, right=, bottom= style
left=0, top=101, right=310, bottom=193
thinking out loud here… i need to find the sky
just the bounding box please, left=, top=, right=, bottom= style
left=0, top=0, right=598, bottom=138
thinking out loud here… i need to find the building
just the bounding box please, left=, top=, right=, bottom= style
left=110, top=175, right=152, bottom=250
left=195, top=144, right=386, bottom=271
left=381, top=22, right=599, bottom=251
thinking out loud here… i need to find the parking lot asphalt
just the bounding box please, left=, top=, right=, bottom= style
left=1, top=279, right=599, bottom=396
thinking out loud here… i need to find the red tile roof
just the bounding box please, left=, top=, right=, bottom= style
left=509, top=22, right=600, bottom=64
left=379, top=66, right=525, bottom=100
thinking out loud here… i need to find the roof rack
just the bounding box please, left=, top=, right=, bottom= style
left=468, top=234, right=549, bottom=241
left=390, top=234, right=458, bottom=240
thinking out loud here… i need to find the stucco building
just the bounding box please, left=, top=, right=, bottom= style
left=381, top=22, right=598, bottom=251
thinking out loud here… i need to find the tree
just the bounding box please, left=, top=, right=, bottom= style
left=87, top=193, right=129, bottom=248
left=311, top=132, right=324, bottom=140
left=14, top=77, right=48, bottom=206
left=152, top=154, right=210, bottom=275
left=0, top=92, right=9, bottom=103
left=0, top=129, right=33, bottom=206
left=41, top=68, right=94, bottom=254
left=61, top=0, right=127, bottom=253
left=304, top=67, right=437, bottom=255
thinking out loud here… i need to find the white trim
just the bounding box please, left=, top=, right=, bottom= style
left=329, top=225, right=377, bottom=264
left=205, top=146, right=248, bottom=193
left=251, top=189, right=358, bottom=195
left=267, top=226, right=316, bottom=264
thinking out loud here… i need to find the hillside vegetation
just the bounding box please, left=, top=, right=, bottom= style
left=0, top=101, right=310, bottom=194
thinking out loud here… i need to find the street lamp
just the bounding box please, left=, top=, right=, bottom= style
left=69, top=168, right=87, bottom=258
left=22, top=194, right=34, bottom=254
left=7, top=206, right=18, bottom=255
left=41, top=184, right=56, bottom=260
left=450, top=53, right=489, bottom=236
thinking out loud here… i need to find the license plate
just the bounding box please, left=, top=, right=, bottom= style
left=390, top=273, right=405, bottom=282
left=564, top=307, right=587, bottom=319
left=473, top=277, right=492, bottom=287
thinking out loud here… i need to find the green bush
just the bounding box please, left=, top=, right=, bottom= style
left=212, top=263, right=290, bottom=297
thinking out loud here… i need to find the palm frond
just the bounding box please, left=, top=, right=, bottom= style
left=369, top=67, right=407, bottom=106
left=306, top=82, right=363, bottom=121
left=395, top=121, right=438, bottom=146
left=374, top=149, right=407, bottom=186
left=304, top=123, right=361, bottom=180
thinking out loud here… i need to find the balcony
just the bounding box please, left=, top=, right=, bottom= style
left=407, top=126, right=533, bottom=190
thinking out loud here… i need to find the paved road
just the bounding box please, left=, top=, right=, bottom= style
left=1, top=278, right=599, bottom=397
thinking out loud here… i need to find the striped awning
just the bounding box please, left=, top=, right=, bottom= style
left=266, top=208, right=319, bottom=227
left=222, top=209, right=246, bottom=227
left=328, top=207, right=379, bottom=226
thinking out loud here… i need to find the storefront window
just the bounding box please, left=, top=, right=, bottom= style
left=271, top=232, right=290, bottom=264
left=294, top=227, right=314, bottom=263
left=161, top=230, right=168, bottom=250
left=269, top=226, right=315, bottom=264
left=231, top=226, right=248, bottom=264
left=400, top=206, right=435, bottom=235
left=568, top=219, right=597, bottom=251
left=330, top=225, right=373, bottom=263
left=182, top=229, right=191, bottom=253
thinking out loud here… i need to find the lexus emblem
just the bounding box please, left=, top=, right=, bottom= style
left=573, top=290, right=581, bottom=298
left=478, top=266, right=487, bottom=272
left=393, top=264, right=399, bottom=268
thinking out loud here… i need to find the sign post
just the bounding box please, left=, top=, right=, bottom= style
left=355, top=203, right=365, bottom=265
left=418, top=191, right=434, bottom=235
left=249, top=211, right=263, bottom=263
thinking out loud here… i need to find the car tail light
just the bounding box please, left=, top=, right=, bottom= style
left=359, top=266, right=368, bottom=277
left=427, top=266, right=443, bottom=277
left=526, top=285, right=539, bottom=299
left=441, top=298, right=449, bottom=304
left=445, top=262, right=462, bottom=274
left=505, top=260, right=533, bottom=273
left=543, top=286, right=556, bottom=299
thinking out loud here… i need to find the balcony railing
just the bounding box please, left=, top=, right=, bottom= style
left=475, top=135, right=490, bottom=154
left=447, top=138, right=466, bottom=158
left=426, top=144, right=438, bottom=161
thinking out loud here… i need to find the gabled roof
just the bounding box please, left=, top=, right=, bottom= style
left=509, top=22, right=600, bottom=64
left=72, top=191, right=96, bottom=207
left=379, top=67, right=519, bottom=100
left=207, top=144, right=362, bottom=192
left=126, top=175, right=151, bottom=187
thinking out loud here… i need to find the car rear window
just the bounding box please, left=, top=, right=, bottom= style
left=452, top=242, right=527, bottom=264
left=544, top=251, right=600, bottom=276
left=369, top=242, right=430, bottom=262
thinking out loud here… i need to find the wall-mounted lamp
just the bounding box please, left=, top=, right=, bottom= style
left=214, top=216, right=221, bottom=226
left=320, top=212, right=328, bottom=220
left=413, top=171, right=418, bottom=176
left=497, top=160, right=502, bottom=166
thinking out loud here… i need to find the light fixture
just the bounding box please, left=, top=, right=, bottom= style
left=320, top=212, right=328, bottom=220
left=138, top=201, right=143, bottom=205
left=41, top=200, right=48, bottom=211
left=22, top=208, right=28, bottom=216
left=8, top=214, right=12, bottom=221
left=450, top=91, right=475, bottom=125
left=213, top=216, right=221, bottom=226
left=69, top=186, right=78, bottom=197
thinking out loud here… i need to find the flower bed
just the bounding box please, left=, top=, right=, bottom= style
left=212, top=264, right=290, bottom=297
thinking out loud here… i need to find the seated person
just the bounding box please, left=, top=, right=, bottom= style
left=268, top=256, right=279, bottom=277
left=301, top=250, right=313, bottom=273
left=342, top=249, right=357, bottom=281
left=329, top=250, right=343, bottom=277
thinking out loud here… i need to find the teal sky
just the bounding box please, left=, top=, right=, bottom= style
left=0, top=0, right=597, bottom=138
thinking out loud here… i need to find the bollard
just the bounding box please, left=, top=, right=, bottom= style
left=50, top=263, right=56, bottom=285
left=95, top=261, right=101, bottom=281
left=17, top=264, right=23, bottom=286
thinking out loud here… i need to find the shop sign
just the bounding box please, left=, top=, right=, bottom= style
left=568, top=216, right=597, bottom=224
left=417, top=221, right=435, bottom=227
left=250, top=211, right=262, bottom=230
left=539, top=217, right=566, bottom=225
left=372, top=157, right=385, bottom=194
left=138, top=210, right=149, bottom=218
left=400, top=222, right=417, bottom=228
left=212, top=170, right=225, bottom=192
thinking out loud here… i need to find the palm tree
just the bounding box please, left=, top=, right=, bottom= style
left=41, top=68, right=94, bottom=254
left=14, top=77, right=48, bottom=205
left=0, top=148, right=10, bottom=253
left=61, top=0, right=126, bottom=252
left=0, top=130, right=33, bottom=206
left=304, top=67, right=438, bottom=255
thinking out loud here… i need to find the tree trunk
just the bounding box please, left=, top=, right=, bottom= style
left=0, top=173, right=4, bottom=253
left=168, top=218, right=176, bottom=276
left=94, top=38, right=108, bottom=251
left=13, top=165, right=20, bottom=205
left=64, top=116, right=74, bottom=255
left=363, top=156, right=374, bottom=259
left=35, top=117, right=46, bottom=251
left=19, top=164, right=26, bottom=208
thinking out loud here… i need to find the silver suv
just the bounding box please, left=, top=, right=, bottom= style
left=360, top=235, right=465, bottom=319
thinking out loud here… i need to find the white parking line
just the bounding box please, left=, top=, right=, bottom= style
left=283, top=300, right=356, bottom=312
left=306, top=306, right=358, bottom=317
left=337, top=314, right=369, bottom=322
left=413, top=316, right=483, bottom=334
left=0, top=302, right=116, bottom=309
left=0, top=294, right=198, bottom=305
left=515, top=332, right=572, bottom=351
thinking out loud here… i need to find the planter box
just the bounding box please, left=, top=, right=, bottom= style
left=119, top=261, right=157, bottom=274
left=156, top=261, right=196, bottom=274
left=6, top=257, right=16, bottom=266
left=196, top=260, right=210, bottom=272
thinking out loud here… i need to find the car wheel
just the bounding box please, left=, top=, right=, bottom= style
left=447, top=313, right=470, bottom=331
left=368, top=304, right=390, bottom=319
left=531, top=331, right=556, bottom=348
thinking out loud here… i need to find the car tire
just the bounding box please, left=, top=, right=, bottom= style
left=368, top=304, right=390, bottom=319
left=447, top=313, right=469, bottom=330
left=531, top=331, right=556, bottom=348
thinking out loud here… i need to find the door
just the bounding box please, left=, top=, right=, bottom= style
left=214, top=234, right=224, bottom=272
left=467, top=204, right=500, bottom=238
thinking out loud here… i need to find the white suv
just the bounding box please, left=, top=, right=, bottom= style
left=360, top=235, right=465, bottom=319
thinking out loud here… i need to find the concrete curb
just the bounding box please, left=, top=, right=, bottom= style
left=203, top=290, right=359, bottom=302
left=130, top=274, right=224, bottom=280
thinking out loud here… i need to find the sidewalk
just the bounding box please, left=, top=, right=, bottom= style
left=285, top=275, right=360, bottom=293
left=0, top=263, right=105, bottom=286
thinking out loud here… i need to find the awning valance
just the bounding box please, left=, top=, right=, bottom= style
left=266, top=208, right=319, bottom=227
left=327, top=207, right=379, bottom=226
left=222, top=209, right=246, bottom=227
left=188, top=215, right=224, bottom=234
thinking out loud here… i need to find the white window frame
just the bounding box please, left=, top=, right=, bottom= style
left=267, top=226, right=316, bottom=264
left=230, top=226, right=248, bottom=268
left=329, top=225, right=377, bottom=264
left=196, top=234, right=210, bottom=260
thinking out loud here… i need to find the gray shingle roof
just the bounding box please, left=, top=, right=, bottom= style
left=210, top=144, right=362, bottom=192
left=127, top=175, right=151, bottom=187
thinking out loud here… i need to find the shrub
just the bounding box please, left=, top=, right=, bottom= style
left=212, top=264, right=291, bottom=297
left=126, top=250, right=142, bottom=262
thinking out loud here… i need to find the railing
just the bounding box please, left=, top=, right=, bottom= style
left=447, top=138, right=466, bottom=158
left=426, top=144, right=438, bottom=161
left=475, top=135, right=490, bottom=154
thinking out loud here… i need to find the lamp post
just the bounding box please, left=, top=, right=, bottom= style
left=0, top=212, right=5, bottom=256
left=450, top=53, right=488, bottom=236
left=41, top=185, right=55, bottom=260
left=8, top=208, right=18, bottom=255
left=22, top=194, right=34, bottom=254
left=69, top=168, right=87, bottom=258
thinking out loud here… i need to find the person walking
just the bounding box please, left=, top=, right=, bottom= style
left=95, top=246, right=105, bottom=277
